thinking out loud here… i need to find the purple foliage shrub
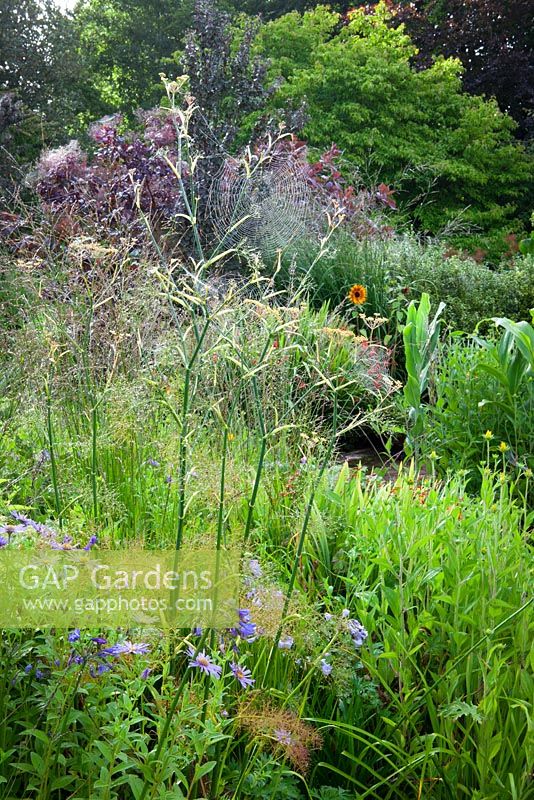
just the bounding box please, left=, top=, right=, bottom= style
left=35, top=113, right=186, bottom=241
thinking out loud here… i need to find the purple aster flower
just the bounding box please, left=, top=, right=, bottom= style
left=10, top=511, right=32, bottom=524
left=0, top=523, right=27, bottom=536
left=324, top=612, right=333, bottom=621
left=320, top=659, right=333, bottom=676
left=91, top=636, right=107, bottom=645
left=140, top=667, right=152, bottom=679
left=188, top=650, right=222, bottom=679
left=230, top=662, right=255, bottom=688
left=274, top=728, right=293, bottom=746
left=192, top=626, right=202, bottom=637
left=68, top=629, right=80, bottom=643
left=83, top=535, right=98, bottom=551
left=347, top=619, right=368, bottom=647
left=103, top=641, right=150, bottom=656
left=341, top=609, right=350, bottom=619
left=0, top=537, right=7, bottom=548
left=9, top=512, right=52, bottom=538
left=278, top=635, right=294, bottom=650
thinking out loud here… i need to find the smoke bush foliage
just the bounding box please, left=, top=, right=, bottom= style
left=35, top=113, right=185, bottom=240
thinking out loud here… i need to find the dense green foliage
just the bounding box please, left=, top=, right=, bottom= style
left=0, top=237, right=532, bottom=795
left=274, top=233, right=534, bottom=332
left=420, top=320, right=534, bottom=487
left=75, top=0, right=194, bottom=113
left=258, top=3, right=533, bottom=247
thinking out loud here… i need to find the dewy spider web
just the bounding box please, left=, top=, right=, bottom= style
left=208, top=137, right=319, bottom=256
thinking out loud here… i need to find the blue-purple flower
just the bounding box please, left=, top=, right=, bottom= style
left=320, top=658, right=332, bottom=676
left=103, top=641, right=150, bottom=656
left=236, top=609, right=257, bottom=640
left=90, top=662, right=113, bottom=677
left=83, top=535, right=98, bottom=551
left=347, top=619, right=368, bottom=647
left=0, top=523, right=27, bottom=536
left=230, top=662, right=255, bottom=688
left=188, top=650, right=222, bottom=679
left=248, top=559, right=262, bottom=578
left=68, top=629, right=81, bottom=643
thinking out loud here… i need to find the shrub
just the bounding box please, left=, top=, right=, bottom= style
left=399, top=250, right=534, bottom=331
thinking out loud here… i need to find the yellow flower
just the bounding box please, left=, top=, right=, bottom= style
left=498, top=441, right=509, bottom=452
left=483, top=430, right=493, bottom=440
left=348, top=284, right=367, bottom=305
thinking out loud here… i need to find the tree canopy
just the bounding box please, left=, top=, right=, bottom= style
left=258, top=2, right=533, bottom=241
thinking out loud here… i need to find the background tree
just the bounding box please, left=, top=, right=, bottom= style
left=221, top=0, right=354, bottom=19
left=389, top=0, right=534, bottom=140
left=0, top=0, right=87, bottom=126
left=258, top=2, right=533, bottom=251
left=74, top=0, right=195, bottom=114
left=0, top=0, right=98, bottom=184
left=0, top=0, right=95, bottom=138
left=180, top=0, right=275, bottom=155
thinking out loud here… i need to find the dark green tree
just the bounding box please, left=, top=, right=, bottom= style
left=74, top=0, right=195, bottom=114
left=0, top=0, right=91, bottom=128
left=0, top=0, right=98, bottom=184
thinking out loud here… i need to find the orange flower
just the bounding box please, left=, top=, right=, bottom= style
left=348, top=284, right=367, bottom=305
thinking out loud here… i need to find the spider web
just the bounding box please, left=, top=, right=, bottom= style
left=208, top=141, right=319, bottom=256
